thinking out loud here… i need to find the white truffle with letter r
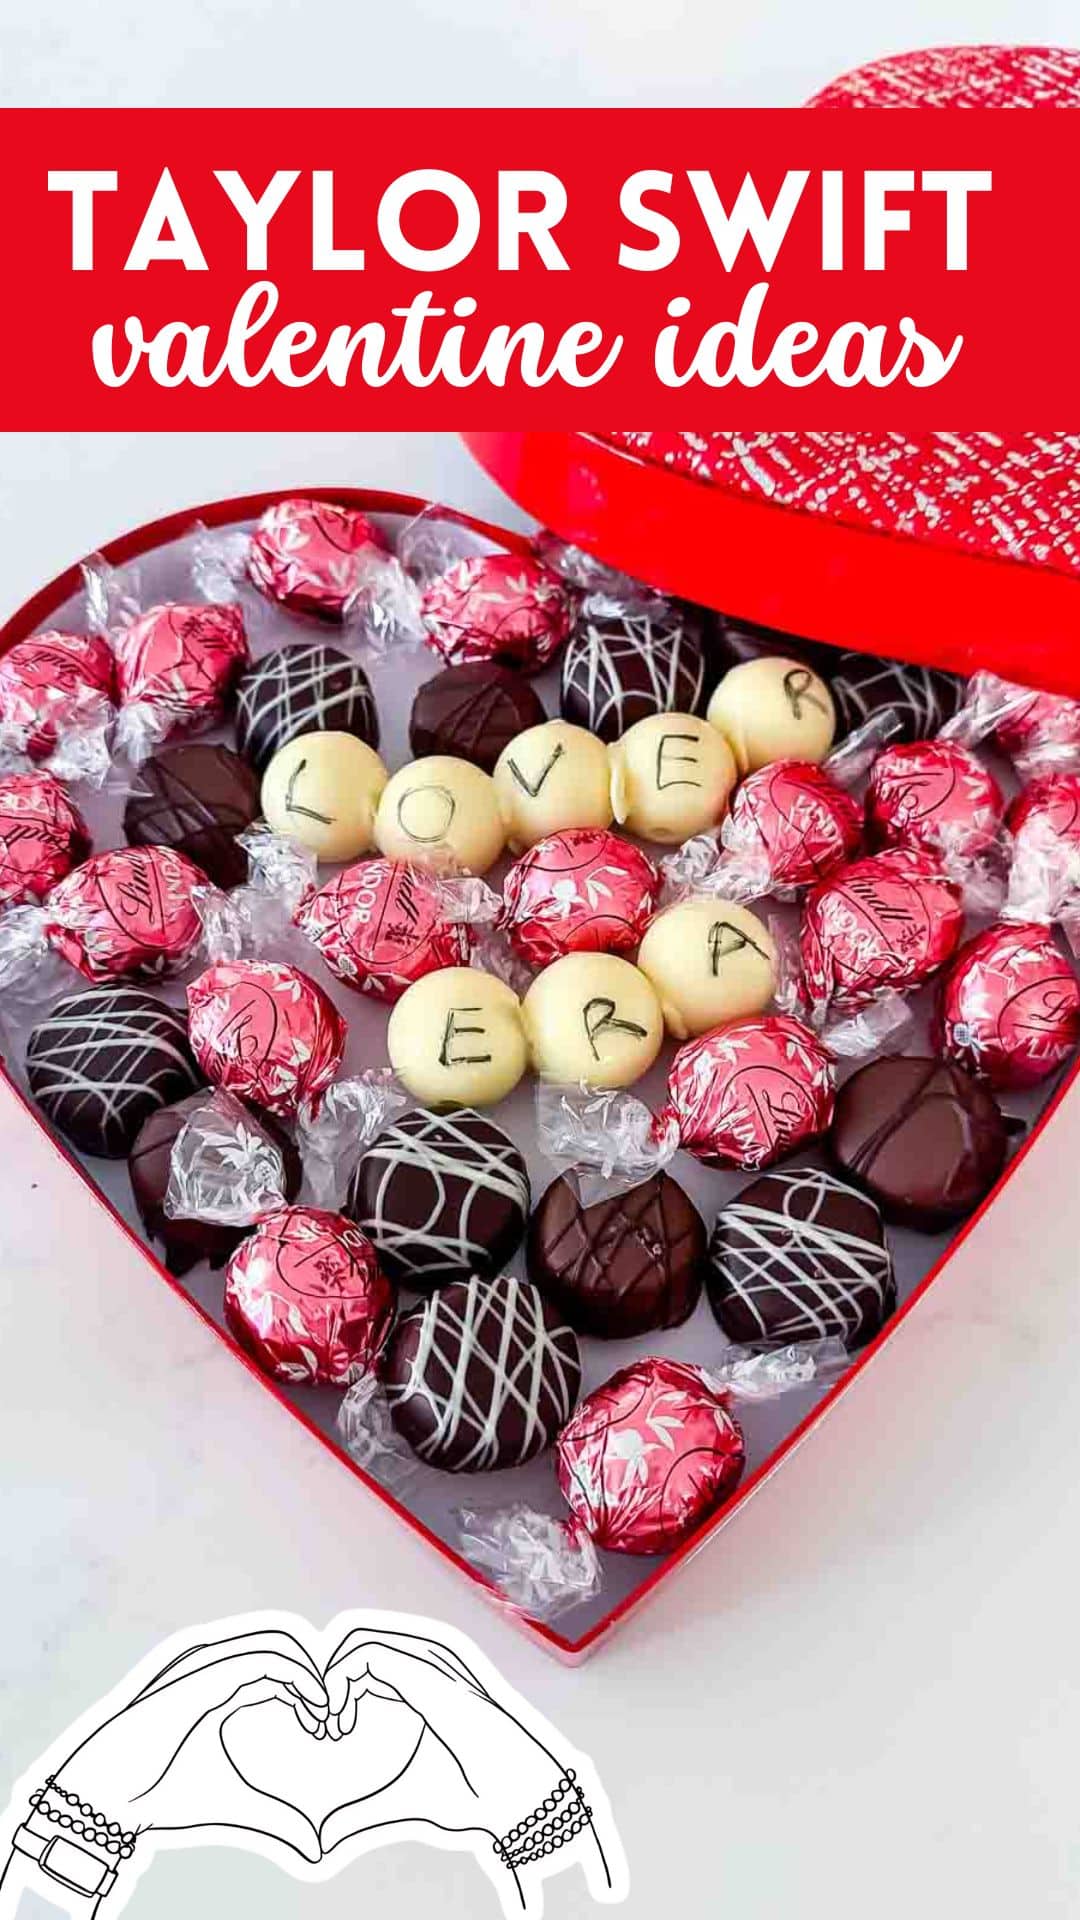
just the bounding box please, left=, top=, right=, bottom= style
left=521, top=951, right=664, bottom=1089
left=608, top=711, right=736, bottom=843
left=374, top=754, right=507, bottom=874
left=387, top=965, right=528, bottom=1107
left=492, top=718, right=613, bottom=852
left=707, top=656, right=835, bottom=774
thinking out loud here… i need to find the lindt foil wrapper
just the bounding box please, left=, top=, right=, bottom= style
left=187, top=958, right=347, bottom=1117
left=939, top=921, right=1080, bottom=1089
left=247, top=498, right=391, bottom=621
left=0, top=771, right=90, bottom=907
left=723, top=759, right=862, bottom=889
left=45, top=845, right=206, bottom=980
left=866, top=739, right=1004, bottom=860
left=0, top=630, right=116, bottom=759
left=420, top=553, right=575, bottom=673
left=295, top=858, right=471, bottom=1001
left=224, top=1205, right=393, bottom=1384
left=501, top=829, right=660, bottom=968
left=114, top=602, right=249, bottom=753
left=800, top=847, right=964, bottom=1013
left=661, top=1012, right=834, bottom=1170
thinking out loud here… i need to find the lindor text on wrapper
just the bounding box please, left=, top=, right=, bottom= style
left=5, top=105, right=1068, bottom=424
left=47, top=162, right=988, bottom=394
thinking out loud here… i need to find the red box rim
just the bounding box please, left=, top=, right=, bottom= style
left=462, top=430, right=1080, bottom=701
left=3, top=481, right=1076, bottom=1663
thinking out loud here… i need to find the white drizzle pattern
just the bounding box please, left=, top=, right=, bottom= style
left=27, top=987, right=202, bottom=1156
left=708, top=1166, right=894, bottom=1347
left=235, top=642, right=377, bottom=772
left=349, top=1108, right=529, bottom=1288
left=384, top=1275, right=581, bottom=1471
left=831, top=654, right=961, bottom=742
left=560, top=611, right=705, bottom=740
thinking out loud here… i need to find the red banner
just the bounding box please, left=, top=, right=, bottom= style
left=0, top=107, right=1075, bottom=426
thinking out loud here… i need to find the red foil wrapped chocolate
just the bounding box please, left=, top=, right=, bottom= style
left=1006, top=773, right=1080, bottom=921
left=420, top=553, right=575, bottom=673
left=866, top=740, right=1004, bottom=860
left=800, top=847, right=964, bottom=1013
left=0, top=772, right=90, bottom=908
left=939, top=921, right=1080, bottom=1089
left=247, top=498, right=391, bottom=621
left=556, top=1357, right=746, bottom=1555
left=722, top=759, right=863, bottom=890
left=114, top=603, right=249, bottom=742
left=295, top=858, right=471, bottom=1001
left=45, top=845, right=206, bottom=980
left=187, top=958, right=347, bottom=1117
left=501, top=829, right=661, bottom=969
left=994, top=685, right=1080, bottom=762
left=661, top=1012, right=834, bottom=1170
left=0, top=630, right=116, bottom=759
left=224, top=1205, right=393, bottom=1385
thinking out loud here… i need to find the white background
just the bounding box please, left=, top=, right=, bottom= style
left=3, top=7, right=1080, bottom=1919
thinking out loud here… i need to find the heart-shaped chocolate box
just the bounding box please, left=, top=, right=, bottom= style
left=4, top=467, right=1077, bottom=1663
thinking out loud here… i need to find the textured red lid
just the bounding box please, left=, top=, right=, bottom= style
left=464, top=46, right=1080, bottom=695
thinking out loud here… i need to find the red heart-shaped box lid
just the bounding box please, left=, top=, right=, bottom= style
left=465, top=46, right=1080, bottom=696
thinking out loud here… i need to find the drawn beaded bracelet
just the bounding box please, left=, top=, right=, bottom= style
left=492, top=1771, right=592, bottom=1873
left=10, top=1780, right=137, bottom=1903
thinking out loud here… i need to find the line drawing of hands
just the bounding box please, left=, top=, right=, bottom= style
left=1, top=1610, right=628, bottom=1920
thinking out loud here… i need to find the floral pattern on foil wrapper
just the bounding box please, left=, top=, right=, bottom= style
left=224, top=1205, right=393, bottom=1385
left=114, top=603, right=250, bottom=735
left=419, top=553, right=575, bottom=673
left=500, top=829, right=661, bottom=969
left=187, top=959, right=347, bottom=1117
left=660, top=1012, right=834, bottom=1171
left=866, top=739, right=1005, bottom=861
left=0, top=630, right=117, bottom=759
left=247, top=498, right=391, bottom=621
left=556, top=1357, right=745, bottom=1556
left=1006, top=773, right=1080, bottom=921
left=0, top=771, right=90, bottom=908
left=45, top=845, right=206, bottom=981
left=800, top=847, right=964, bottom=1013
left=295, top=858, right=471, bottom=1001
left=722, top=759, right=863, bottom=890
left=939, top=922, right=1080, bottom=1090
left=992, top=684, right=1080, bottom=762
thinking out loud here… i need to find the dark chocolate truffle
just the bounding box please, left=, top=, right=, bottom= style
left=382, top=1274, right=581, bottom=1471
left=26, top=986, right=203, bottom=1159
left=408, top=663, right=546, bottom=774
left=129, top=1091, right=301, bottom=1277
left=707, top=614, right=837, bottom=682
left=527, top=1171, right=705, bottom=1338
left=235, top=641, right=379, bottom=774
left=830, top=653, right=963, bottom=745
left=559, top=607, right=707, bottom=742
left=345, top=1107, right=529, bottom=1293
left=707, top=1164, right=894, bottom=1349
left=829, top=1055, right=1008, bottom=1229
left=123, top=743, right=261, bottom=887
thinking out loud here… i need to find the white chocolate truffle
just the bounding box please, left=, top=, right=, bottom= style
left=387, top=967, right=528, bottom=1108
left=261, top=731, right=387, bottom=861
left=706, top=656, right=835, bottom=774
left=637, top=898, right=778, bottom=1040
left=493, top=719, right=613, bottom=852
left=521, top=952, right=663, bottom=1090
left=375, top=755, right=506, bottom=875
left=609, top=713, right=736, bottom=845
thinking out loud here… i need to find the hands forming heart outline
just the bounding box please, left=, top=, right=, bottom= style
left=1, top=1612, right=627, bottom=1919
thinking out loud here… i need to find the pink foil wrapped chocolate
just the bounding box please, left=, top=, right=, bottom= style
left=800, top=847, right=964, bottom=1014
left=661, top=1012, right=834, bottom=1170
left=556, top=1357, right=746, bottom=1556
left=0, top=772, right=90, bottom=908
left=939, top=921, right=1080, bottom=1089
left=224, top=1204, right=393, bottom=1385
left=994, top=685, right=1080, bottom=763
left=114, top=602, right=249, bottom=756
left=500, top=829, right=661, bottom=969
left=0, top=629, right=116, bottom=761
left=722, top=758, right=863, bottom=890
left=45, top=845, right=206, bottom=980
left=420, top=553, right=575, bottom=673
left=187, top=958, right=346, bottom=1117
left=295, top=858, right=471, bottom=1001
left=866, top=739, right=1004, bottom=860
left=247, top=498, right=391, bottom=621
left=1005, top=772, right=1080, bottom=923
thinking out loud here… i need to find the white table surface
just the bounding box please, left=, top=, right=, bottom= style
left=1, top=429, right=1079, bottom=1920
